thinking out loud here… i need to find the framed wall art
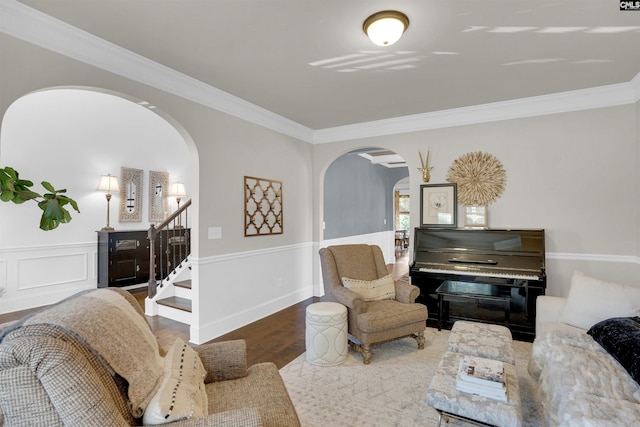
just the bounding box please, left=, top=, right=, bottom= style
left=149, top=170, right=169, bottom=222
left=464, top=205, right=488, bottom=228
left=244, top=176, right=283, bottom=236
left=119, top=167, right=143, bottom=222
left=420, top=183, right=457, bottom=228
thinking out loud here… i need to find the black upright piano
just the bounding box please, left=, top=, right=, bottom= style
left=409, top=228, right=546, bottom=340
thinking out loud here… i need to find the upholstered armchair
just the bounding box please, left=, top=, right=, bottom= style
left=319, top=244, right=428, bottom=364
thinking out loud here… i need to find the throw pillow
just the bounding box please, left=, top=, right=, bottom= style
left=587, top=317, right=640, bottom=385
left=143, top=338, right=208, bottom=425
left=342, top=274, right=396, bottom=301
left=558, top=271, right=640, bottom=330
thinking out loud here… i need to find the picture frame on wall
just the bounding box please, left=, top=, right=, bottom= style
left=149, top=170, right=169, bottom=222
left=420, top=183, right=457, bottom=228
left=119, top=167, right=143, bottom=222
left=244, top=176, right=283, bottom=236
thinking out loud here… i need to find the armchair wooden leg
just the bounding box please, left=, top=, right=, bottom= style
left=362, top=344, right=372, bottom=364
left=413, top=331, right=426, bottom=349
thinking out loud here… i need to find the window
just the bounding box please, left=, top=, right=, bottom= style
left=395, top=193, right=410, bottom=230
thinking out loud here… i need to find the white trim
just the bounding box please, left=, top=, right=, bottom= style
left=190, top=242, right=313, bottom=265
left=632, top=72, right=640, bottom=103
left=546, top=252, right=640, bottom=264
left=313, top=82, right=638, bottom=143
left=189, top=288, right=312, bottom=345
left=0, top=0, right=314, bottom=143
left=1, top=0, right=638, bottom=145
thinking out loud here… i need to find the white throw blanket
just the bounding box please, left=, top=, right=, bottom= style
left=529, top=330, right=640, bottom=426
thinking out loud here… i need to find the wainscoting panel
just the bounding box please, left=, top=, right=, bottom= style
left=189, top=242, right=315, bottom=344
left=17, top=253, right=88, bottom=290
left=0, top=242, right=97, bottom=314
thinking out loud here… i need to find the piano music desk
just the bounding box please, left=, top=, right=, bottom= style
left=436, top=280, right=512, bottom=330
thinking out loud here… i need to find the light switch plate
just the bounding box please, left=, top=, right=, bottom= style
left=208, top=226, right=222, bottom=239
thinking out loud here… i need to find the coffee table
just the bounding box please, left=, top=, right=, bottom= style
left=436, top=280, right=511, bottom=330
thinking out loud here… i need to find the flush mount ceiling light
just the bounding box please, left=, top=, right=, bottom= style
left=363, top=10, right=409, bottom=46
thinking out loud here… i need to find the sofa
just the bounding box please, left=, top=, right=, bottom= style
left=0, top=288, right=300, bottom=427
left=529, top=271, right=640, bottom=426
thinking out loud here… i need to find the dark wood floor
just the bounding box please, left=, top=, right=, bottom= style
left=0, top=251, right=410, bottom=370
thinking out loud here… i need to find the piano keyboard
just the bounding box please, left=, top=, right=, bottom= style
left=418, top=267, right=539, bottom=281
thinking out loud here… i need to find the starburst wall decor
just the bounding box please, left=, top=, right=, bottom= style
left=446, top=151, right=506, bottom=206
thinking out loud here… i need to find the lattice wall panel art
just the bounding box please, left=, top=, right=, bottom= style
left=244, top=176, right=283, bottom=236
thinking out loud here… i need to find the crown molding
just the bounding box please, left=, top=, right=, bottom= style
left=1, top=0, right=639, bottom=146
left=632, top=71, right=640, bottom=103
left=0, top=0, right=315, bottom=143
left=313, top=79, right=639, bottom=144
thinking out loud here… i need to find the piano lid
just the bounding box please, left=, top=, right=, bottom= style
left=413, top=228, right=545, bottom=256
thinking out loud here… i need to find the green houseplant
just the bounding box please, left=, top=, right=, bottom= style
left=0, top=166, right=79, bottom=231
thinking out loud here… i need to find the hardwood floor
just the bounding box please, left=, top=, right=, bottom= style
left=0, top=251, right=411, bottom=370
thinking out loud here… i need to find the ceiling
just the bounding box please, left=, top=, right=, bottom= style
left=15, top=0, right=640, bottom=130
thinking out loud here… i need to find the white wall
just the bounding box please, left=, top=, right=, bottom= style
left=0, top=35, right=315, bottom=345
left=0, top=88, right=190, bottom=312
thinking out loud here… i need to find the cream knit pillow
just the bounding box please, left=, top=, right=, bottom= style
left=143, top=338, right=208, bottom=425
left=342, top=274, right=396, bottom=301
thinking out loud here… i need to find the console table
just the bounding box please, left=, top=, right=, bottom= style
left=97, top=228, right=190, bottom=288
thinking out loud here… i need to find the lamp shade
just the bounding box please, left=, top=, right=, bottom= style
left=363, top=10, right=409, bottom=46
left=96, top=174, right=119, bottom=193
left=169, top=182, right=187, bottom=197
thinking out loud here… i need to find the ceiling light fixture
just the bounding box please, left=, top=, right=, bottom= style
left=363, top=10, right=409, bottom=46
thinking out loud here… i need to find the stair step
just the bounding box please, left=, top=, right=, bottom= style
left=157, top=296, right=192, bottom=313
left=174, top=279, right=192, bottom=290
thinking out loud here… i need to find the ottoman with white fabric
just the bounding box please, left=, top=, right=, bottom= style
left=447, top=320, right=515, bottom=365
left=305, top=302, right=348, bottom=366
left=426, top=320, right=521, bottom=426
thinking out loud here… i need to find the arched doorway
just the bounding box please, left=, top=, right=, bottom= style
left=0, top=87, right=195, bottom=314
left=321, top=147, right=409, bottom=264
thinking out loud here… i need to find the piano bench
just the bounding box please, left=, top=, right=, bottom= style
left=447, top=320, right=515, bottom=365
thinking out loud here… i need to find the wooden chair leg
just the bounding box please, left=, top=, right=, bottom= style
left=414, top=331, right=426, bottom=349
left=362, top=344, right=372, bottom=364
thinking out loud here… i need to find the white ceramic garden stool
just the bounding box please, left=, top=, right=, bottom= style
left=305, top=302, right=348, bottom=366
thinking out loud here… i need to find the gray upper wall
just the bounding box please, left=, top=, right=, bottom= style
left=323, top=151, right=408, bottom=239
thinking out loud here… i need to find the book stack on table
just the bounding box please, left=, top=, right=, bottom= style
left=455, top=355, right=507, bottom=402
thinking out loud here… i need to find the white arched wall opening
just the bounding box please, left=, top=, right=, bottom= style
left=317, top=146, right=409, bottom=295
left=0, top=86, right=198, bottom=315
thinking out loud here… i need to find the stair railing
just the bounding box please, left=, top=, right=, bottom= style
left=147, top=199, right=191, bottom=298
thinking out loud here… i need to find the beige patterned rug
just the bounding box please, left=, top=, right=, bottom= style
left=280, top=327, right=544, bottom=427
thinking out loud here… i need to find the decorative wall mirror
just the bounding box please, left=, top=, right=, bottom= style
left=119, top=167, right=143, bottom=222
left=149, top=170, right=169, bottom=222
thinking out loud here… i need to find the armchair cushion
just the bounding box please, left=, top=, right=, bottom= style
left=143, top=338, right=207, bottom=425
left=342, top=274, right=396, bottom=301
left=194, top=340, right=248, bottom=383
left=357, top=299, right=428, bottom=333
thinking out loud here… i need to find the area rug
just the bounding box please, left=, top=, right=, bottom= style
left=280, top=327, right=544, bottom=427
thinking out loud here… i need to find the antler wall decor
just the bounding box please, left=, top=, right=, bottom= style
left=446, top=151, right=506, bottom=206
left=418, top=149, right=434, bottom=183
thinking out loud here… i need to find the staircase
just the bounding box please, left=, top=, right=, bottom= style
left=144, top=200, right=193, bottom=325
